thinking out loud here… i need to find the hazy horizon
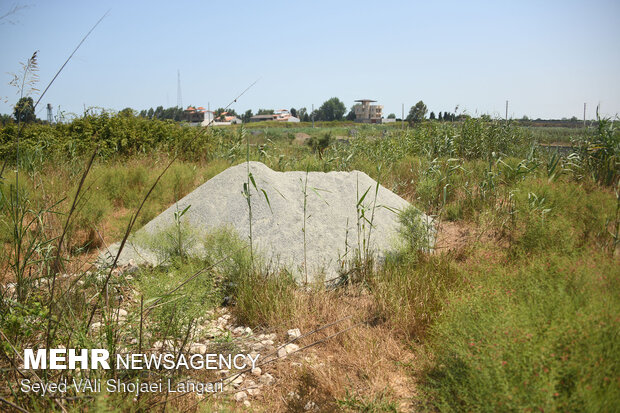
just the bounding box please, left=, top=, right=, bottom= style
left=1, top=0, right=619, bottom=121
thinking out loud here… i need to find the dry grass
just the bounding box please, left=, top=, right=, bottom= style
left=243, top=286, right=418, bottom=412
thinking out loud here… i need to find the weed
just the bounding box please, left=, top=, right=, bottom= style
left=421, top=251, right=620, bottom=411
left=336, top=389, right=399, bottom=412
left=396, top=205, right=433, bottom=253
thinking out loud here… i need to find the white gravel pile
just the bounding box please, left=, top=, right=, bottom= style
left=100, top=162, right=432, bottom=282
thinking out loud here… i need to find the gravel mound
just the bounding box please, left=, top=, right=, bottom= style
left=100, top=162, right=432, bottom=282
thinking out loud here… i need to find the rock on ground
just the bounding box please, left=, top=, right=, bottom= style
left=99, top=162, right=432, bottom=282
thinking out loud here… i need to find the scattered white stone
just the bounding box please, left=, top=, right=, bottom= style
left=285, top=343, right=300, bottom=354
left=152, top=340, right=174, bottom=350
left=261, top=339, right=274, bottom=346
left=164, top=340, right=175, bottom=349
left=259, top=373, right=274, bottom=385
left=251, top=367, right=262, bottom=377
left=245, top=380, right=260, bottom=396
left=277, top=347, right=287, bottom=358
left=304, top=401, right=318, bottom=411
left=243, top=400, right=251, bottom=407
left=234, top=391, right=248, bottom=402
left=287, top=328, right=301, bottom=341
left=90, top=322, right=102, bottom=331
left=205, top=327, right=221, bottom=337
left=190, top=343, right=207, bottom=354
left=231, top=375, right=243, bottom=388
left=124, top=259, right=139, bottom=274
left=115, top=308, right=128, bottom=319
left=243, top=327, right=253, bottom=335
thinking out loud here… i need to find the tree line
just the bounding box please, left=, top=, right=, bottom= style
left=1, top=97, right=511, bottom=126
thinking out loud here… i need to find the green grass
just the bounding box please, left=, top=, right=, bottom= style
left=416, top=174, right=619, bottom=411
left=422, top=250, right=619, bottom=412
left=526, top=126, right=585, bottom=144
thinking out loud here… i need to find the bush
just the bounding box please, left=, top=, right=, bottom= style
left=397, top=205, right=433, bottom=252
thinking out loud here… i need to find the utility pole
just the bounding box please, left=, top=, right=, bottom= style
left=583, top=102, right=586, bottom=129
left=46, top=103, right=53, bottom=124
left=401, top=103, right=404, bottom=129
left=177, top=69, right=183, bottom=109
left=505, top=100, right=508, bottom=124
left=312, top=103, right=314, bottom=128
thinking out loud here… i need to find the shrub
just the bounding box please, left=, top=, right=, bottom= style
left=397, top=205, right=433, bottom=253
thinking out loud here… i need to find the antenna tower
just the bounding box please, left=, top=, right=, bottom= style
left=177, top=70, right=183, bottom=109
left=46, top=103, right=53, bottom=124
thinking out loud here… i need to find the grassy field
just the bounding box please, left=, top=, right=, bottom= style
left=0, top=115, right=618, bottom=411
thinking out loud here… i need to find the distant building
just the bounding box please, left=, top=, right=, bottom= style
left=250, top=114, right=277, bottom=122
left=353, top=99, right=383, bottom=124
left=200, top=110, right=215, bottom=126
left=275, top=109, right=300, bottom=122
left=185, top=106, right=207, bottom=123
left=250, top=109, right=300, bottom=123
left=211, top=111, right=242, bottom=125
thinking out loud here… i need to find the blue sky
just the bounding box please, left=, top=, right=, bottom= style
left=1, top=0, right=618, bottom=120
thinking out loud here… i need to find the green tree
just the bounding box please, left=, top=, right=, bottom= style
left=242, top=109, right=253, bottom=122
left=13, top=97, right=36, bottom=123
left=119, top=107, right=135, bottom=117
left=346, top=108, right=356, bottom=121
left=154, top=106, right=164, bottom=119
left=1, top=113, right=13, bottom=125
left=406, top=100, right=428, bottom=123
left=257, top=109, right=274, bottom=115
left=429, top=111, right=436, bottom=120
left=290, top=108, right=297, bottom=117
left=387, top=113, right=396, bottom=119
left=298, top=107, right=308, bottom=121
left=317, top=97, right=346, bottom=121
